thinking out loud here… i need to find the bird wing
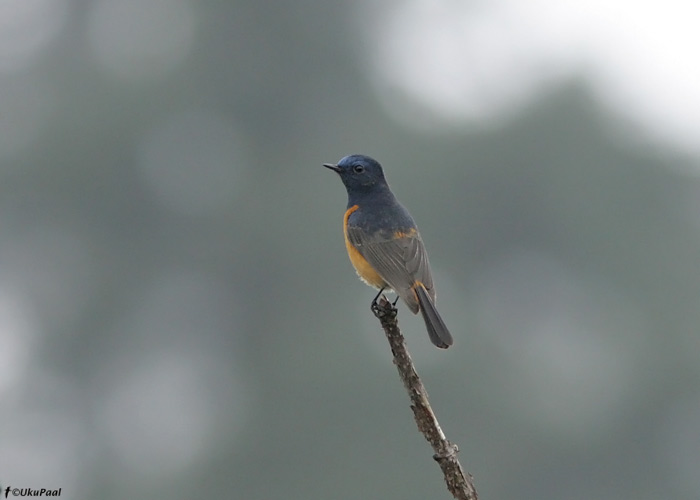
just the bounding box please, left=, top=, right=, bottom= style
left=346, top=226, right=434, bottom=313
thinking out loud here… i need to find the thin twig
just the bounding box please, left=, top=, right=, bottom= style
left=371, top=296, right=479, bottom=500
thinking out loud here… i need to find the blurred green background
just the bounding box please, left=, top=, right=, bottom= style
left=2, top=1, right=700, bottom=499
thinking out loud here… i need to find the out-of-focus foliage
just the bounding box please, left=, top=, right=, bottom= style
left=1, top=1, right=699, bottom=499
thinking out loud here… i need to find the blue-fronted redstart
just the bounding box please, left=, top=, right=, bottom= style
left=324, top=154, right=453, bottom=348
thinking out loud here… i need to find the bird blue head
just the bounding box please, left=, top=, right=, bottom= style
left=324, top=154, right=388, bottom=193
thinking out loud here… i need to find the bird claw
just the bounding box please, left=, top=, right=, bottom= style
left=370, top=294, right=386, bottom=314
left=371, top=294, right=398, bottom=321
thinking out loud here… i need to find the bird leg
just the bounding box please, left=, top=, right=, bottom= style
left=371, top=287, right=386, bottom=309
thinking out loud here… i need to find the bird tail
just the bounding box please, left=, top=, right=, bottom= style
left=414, top=283, right=453, bottom=349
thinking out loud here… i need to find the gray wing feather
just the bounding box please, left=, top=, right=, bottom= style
left=347, top=226, right=434, bottom=313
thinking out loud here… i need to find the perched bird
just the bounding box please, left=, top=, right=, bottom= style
left=324, top=154, right=453, bottom=348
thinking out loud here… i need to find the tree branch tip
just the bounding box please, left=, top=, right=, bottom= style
left=371, top=296, right=397, bottom=320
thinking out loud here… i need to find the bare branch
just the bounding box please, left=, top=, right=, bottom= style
left=371, top=297, right=479, bottom=500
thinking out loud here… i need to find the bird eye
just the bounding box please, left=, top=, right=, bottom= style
left=353, top=164, right=365, bottom=174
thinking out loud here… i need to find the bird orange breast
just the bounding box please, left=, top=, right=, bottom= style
left=343, top=205, right=386, bottom=289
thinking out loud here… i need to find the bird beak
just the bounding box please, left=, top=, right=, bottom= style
left=323, top=163, right=341, bottom=173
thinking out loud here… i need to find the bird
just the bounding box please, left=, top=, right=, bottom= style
left=324, top=154, right=453, bottom=348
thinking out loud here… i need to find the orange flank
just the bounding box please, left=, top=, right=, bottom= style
left=343, top=205, right=386, bottom=289
left=393, top=228, right=417, bottom=239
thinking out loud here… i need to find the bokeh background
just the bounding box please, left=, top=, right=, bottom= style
left=1, top=1, right=700, bottom=499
